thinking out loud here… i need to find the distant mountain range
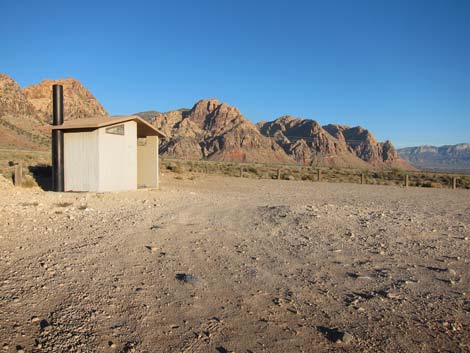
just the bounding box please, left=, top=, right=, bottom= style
left=0, top=72, right=414, bottom=170
left=137, top=99, right=413, bottom=170
left=398, top=144, right=470, bottom=173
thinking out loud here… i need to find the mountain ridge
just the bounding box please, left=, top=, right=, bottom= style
left=139, top=100, right=414, bottom=170
left=398, top=143, right=470, bottom=172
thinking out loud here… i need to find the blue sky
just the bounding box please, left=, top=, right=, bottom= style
left=1, top=0, right=469, bottom=147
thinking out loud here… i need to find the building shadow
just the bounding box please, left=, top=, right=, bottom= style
left=29, top=164, right=52, bottom=191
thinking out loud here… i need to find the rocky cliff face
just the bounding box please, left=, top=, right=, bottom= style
left=150, top=99, right=294, bottom=164
left=257, top=116, right=370, bottom=168
left=323, top=124, right=409, bottom=169
left=257, top=117, right=412, bottom=169
left=23, top=78, right=108, bottom=122
left=0, top=74, right=38, bottom=118
left=398, top=143, right=470, bottom=172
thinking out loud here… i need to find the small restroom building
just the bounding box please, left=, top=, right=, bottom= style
left=52, top=115, right=165, bottom=192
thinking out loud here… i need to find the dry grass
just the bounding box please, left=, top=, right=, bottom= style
left=0, top=149, right=50, bottom=185
left=1, top=149, right=468, bottom=190
left=161, top=158, right=470, bottom=189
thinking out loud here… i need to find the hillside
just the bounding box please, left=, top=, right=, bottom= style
left=0, top=74, right=110, bottom=151
left=398, top=143, right=470, bottom=172
left=0, top=74, right=48, bottom=150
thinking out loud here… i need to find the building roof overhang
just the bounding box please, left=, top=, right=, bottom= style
left=51, top=115, right=166, bottom=138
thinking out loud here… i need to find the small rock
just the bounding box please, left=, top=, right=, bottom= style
left=340, top=332, right=354, bottom=344
left=175, top=273, right=199, bottom=285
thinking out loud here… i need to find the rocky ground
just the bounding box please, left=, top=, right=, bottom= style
left=0, top=174, right=469, bottom=353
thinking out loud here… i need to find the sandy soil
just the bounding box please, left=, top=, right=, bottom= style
left=0, top=175, right=469, bottom=353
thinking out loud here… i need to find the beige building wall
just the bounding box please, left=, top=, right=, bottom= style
left=97, top=121, right=137, bottom=192
left=137, top=136, right=159, bottom=188
left=63, top=120, right=161, bottom=192
left=64, top=130, right=100, bottom=191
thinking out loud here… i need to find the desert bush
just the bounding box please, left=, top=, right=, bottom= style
left=166, top=162, right=183, bottom=174
left=391, top=168, right=402, bottom=177
left=56, top=202, right=73, bottom=207
left=247, top=166, right=259, bottom=175
left=21, top=175, right=37, bottom=188
left=372, top=172, right=381, bottom=179
left=419, top=181, right=442, bottom=188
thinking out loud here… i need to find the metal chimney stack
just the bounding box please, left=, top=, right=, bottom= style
left=52, top=84, right=64, bottom=192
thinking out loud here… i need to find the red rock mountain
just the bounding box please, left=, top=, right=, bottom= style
left=151, top=99, right=294, bottom=164
left=148, top=103, right=413, bottom=169
left=1, top=72, right=414, bottom=170
left=23, top=78, right=108, bottom=122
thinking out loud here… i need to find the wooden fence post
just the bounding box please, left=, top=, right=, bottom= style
left=405, top=174, right=409, bottom=187
left=452, top=177, right=457, bottom=190
left=14, top=163, right=23, bottom=186
left=277, top=168, right=281, bottom=180
left=361, top=173, right=365, bottom=185
left=317, top=169, right=321, bottom=182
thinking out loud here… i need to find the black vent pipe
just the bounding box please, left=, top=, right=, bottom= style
left=52, top=84, right=64, bottom=192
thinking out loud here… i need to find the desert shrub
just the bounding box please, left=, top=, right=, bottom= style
left=420, top=181, right=442, bottom=188
left=372, top=172, right=381, bottom=179
left=247, top=166, right=259, bottom=175
left=166, top=162, right=183, bottom=174
left=21, top=175, right=37, bottom=188
left=56, top=202, right=73, bottom=207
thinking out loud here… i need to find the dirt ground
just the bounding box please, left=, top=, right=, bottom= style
left=0, top=174, right=469, bottom=353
